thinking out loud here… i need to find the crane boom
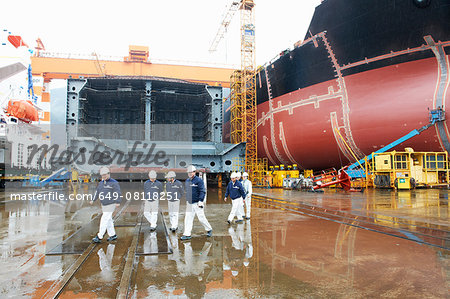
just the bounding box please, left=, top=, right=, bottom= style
left=346, top=108, right=446, bottom=178
left=209, top=1, right=240, bottom=52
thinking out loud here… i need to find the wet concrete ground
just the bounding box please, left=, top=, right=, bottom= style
left=254, top=188, right=449, bottom=228
left=0, top=183, right=448, bottom=298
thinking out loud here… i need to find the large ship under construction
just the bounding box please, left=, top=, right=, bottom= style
left=224, top=0, right=450, bottom=170
left=0, top=1, right=449, bottom=298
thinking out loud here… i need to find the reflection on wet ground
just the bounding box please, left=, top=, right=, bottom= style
left=253, top=188, right=450, bottom=249
left=254, top=188, right=449, bottom=227
left=0, top=183, right=448, bottom=298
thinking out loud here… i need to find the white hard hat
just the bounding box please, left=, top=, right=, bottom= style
left=148, top=170, right=157, bottom=179
left=165, top=171, right=176, bottom=179
left=187, top=165, right=196, bottom=173
left=231, top=270, right=239, bottom=277
left=230, top=172, right=237, bottom=179
left=99, top=166, right=110, bottom=175
left=236, top=172, right=242, bottom=177
left=243, top=172, right=249, bottom=177
left=243, top=261, right=249, bottom=267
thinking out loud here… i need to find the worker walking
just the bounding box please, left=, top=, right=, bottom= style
left=235, top=171, right=244, bottom=218
left=242, top=172, right=252, bottom=219
left=198, top=171, right=208, bottom=205
left=165, top=171, right=184, bottom=232
left=224, top=172, right=246, bottom=224
left=236, top=172, right=242, bottom=182
left=181, top=165, right=213, bottom=240
left=91, top=166, right=122, bottom=243
left=144, top=170, right=163, bottom=231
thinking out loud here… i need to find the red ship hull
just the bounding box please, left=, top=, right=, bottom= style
left=256, top=56, right=450, bottom=170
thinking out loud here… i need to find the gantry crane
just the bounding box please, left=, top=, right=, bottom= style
left=30, top=45, right=235, bottom=115
left=210, top=0, right=266, bottom=185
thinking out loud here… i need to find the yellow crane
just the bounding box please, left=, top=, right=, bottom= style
left=209, top=1, right=241, bottom=53
left=210, top=0, right=266, bottom=185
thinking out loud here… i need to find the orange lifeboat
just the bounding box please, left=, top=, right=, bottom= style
left=5, top=99, right=39, bottom=123
left=7, top=35, right=28, bottom=48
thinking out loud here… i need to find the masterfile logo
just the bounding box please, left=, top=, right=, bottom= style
left=4, top=124, right=193, bottom=174
left=26, top=141, right=170, bottom=171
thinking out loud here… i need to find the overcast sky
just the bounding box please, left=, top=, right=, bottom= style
left=2, top=0, right=321, bottom=67
left=2, top=0, right=321, bottom=124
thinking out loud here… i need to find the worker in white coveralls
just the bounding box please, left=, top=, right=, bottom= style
left=242, top=172, right=252, bottom=219
left=91, top=166, right=121, bottom=243
left=180, top=165, right=213, bottom=240
left=198, top=170, right=208, bottom=205
left=235, top=171, right=244, bottom=217
left=224, top=172, right=246, bottom=224
left=165, top=171, right=184, bottom=232
left=236, top=172, right=242, bottom=182
left=144, top=170, right=163, bottom=231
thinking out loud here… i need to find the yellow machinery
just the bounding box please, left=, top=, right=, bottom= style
left=279, top=164, right=288, bottom=179
left=286, top=165, right=300, bottom=178
left=277, top=165, right=287, bottom=187
left=268, top=164, right=296, bottom=188
left=397, top=177, right=411, bottom=190
left=71, top=169, right=79, bottom=182
left=271, top=165, right=281, bottom=187
left=371, top=148, right=449, bottom=189
left=303, top=169, right=314, bottom=178
left=265, top=166, right=274, bottom=187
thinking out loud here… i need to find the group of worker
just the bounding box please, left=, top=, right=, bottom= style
left=224, top=171, right=253, bottom=223
left=90, top=166, right=252, bottom=243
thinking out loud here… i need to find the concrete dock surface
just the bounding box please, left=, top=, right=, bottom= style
left=0, top=183, right=448, bottom=298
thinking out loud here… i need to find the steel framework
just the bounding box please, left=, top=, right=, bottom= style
left=239, top=0, right=258, bottom=183
left=230, top=70, right=244, bottom=144
left=211, top=0, right=266, bottom=185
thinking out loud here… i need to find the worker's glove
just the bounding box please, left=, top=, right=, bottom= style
left=198, top=201, right=204, bottom=208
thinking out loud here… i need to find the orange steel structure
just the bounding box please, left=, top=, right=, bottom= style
left=31, top=45, right=234, bottom=106
left=230, top=70, right=244, bottom=144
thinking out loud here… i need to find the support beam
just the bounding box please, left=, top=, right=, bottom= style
left=145, top=81, right=152, bottom=140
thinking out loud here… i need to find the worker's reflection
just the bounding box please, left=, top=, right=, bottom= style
left=168, top=231, right=181, bottom=267
left=175, top=240, right=211, bottom=298
left=226, top=223, right=246, bottom=280
left=223, top=237, right=231, bottom=274
left=179, top=241, right=212, bottom=276
left=244, top=219, right=253, bottom=265
left=97, top=244, right=115, bottom=281
left=226, top=220, right=253, bottom=275
left=228, top=223, right=244, bottom=250
left=143, top=231, right=158, bottom=268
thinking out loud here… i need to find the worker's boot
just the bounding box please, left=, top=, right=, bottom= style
left=107, top=235, right=117, bottom=242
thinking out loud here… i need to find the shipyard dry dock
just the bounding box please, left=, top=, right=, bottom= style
left=0, top=185, right=448, bottom=298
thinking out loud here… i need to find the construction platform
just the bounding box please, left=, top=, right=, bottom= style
left=0, top=185, right=448, bottom=298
